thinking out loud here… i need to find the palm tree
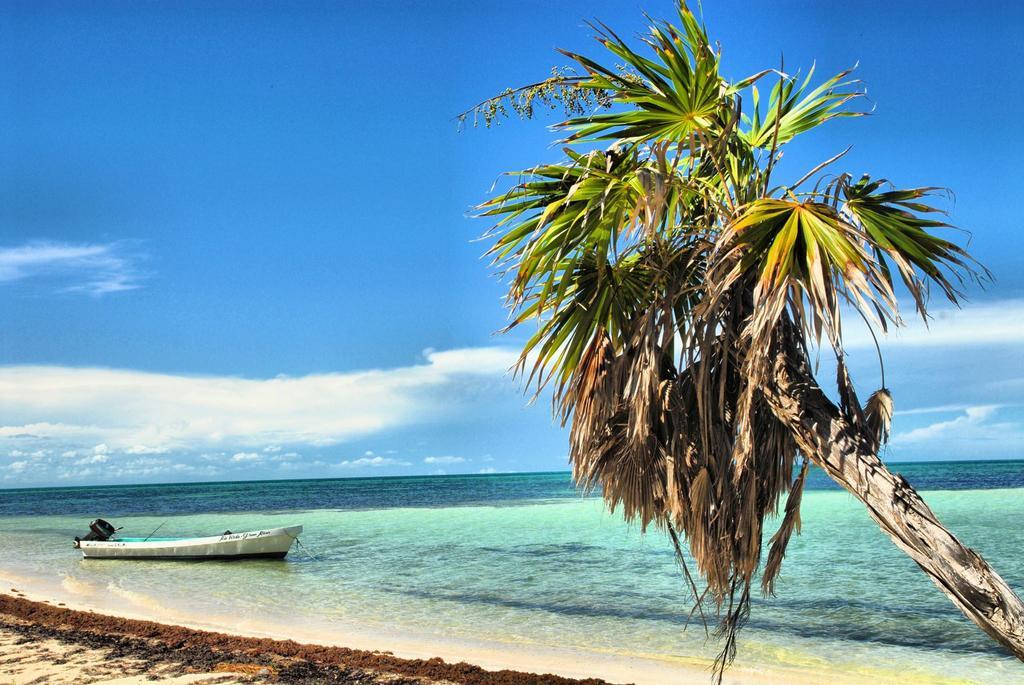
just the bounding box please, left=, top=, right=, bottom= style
left=466, top=1, right=1024, bottom=678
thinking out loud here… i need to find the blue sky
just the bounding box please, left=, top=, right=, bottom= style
left=1, top=1, right=1023, bottom=486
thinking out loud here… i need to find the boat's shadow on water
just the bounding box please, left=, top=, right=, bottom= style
left=61, top=555, right=313, bottom=622
left=79, top=557, right=307, bottom=571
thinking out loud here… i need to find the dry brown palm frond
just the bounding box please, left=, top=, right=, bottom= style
left=835, top=348, right=866, bottom=429
left=762, top=460, right=809, bottom=596
left=713, top=579, right=751, bottom=681
left=864, top=388, right=894, bottom=453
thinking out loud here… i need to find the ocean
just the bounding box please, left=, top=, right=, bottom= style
left=2, top=462, right=1023, bottom=684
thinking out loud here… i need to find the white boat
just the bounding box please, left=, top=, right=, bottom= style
left=74, top=520, right=302, bottom=560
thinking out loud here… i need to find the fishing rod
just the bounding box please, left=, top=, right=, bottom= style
left=142, top=521, right=166, bottom=542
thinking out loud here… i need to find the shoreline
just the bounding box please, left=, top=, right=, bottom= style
left=1, top=568, right=742, bottom=685
left=0, top=591, right=614, bottom=685
left=0, top=571, right=711, bottom=684
left=0, top=585, right=988, bottom=685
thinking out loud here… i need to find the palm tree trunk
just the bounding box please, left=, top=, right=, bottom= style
left=764, top=348, right=1024, bottom=659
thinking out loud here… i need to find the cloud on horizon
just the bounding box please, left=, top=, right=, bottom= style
left=0, top=347, right=517, bottom=452
left=891, top=405, right=1023, bottom=452
left=337, top=453, right=413, bottom=469
left=0, top=240, right=145, bottom=295
left=842, top=299, right=1024, bottom=350
left=424, top=456, right=466, bottom=465
left=2, top=296, right=1024, bottom=486
left=0, top=348, right=520, bottom=484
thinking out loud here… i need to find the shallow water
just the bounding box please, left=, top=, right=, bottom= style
left=2, top=464, right=1023, bottom=684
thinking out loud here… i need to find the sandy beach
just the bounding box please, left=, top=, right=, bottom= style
left=0, top=591, right=620, bottom=685
left=0, top=622, right=249, bottom=685
left=2, top=587, right=993, bottom=685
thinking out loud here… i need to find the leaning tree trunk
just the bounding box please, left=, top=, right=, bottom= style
left=763, top=348, right=1024, bottom=660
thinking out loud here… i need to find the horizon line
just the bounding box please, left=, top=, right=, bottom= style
left=3, top=457, right=1022, bottom=492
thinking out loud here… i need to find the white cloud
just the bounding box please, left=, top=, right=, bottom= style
left=76, top=454, right=109, bottom=465
left=337, top=455, right=411, bottom=468
left=478, top=467, right=497, bottom=474
left=0, top=240, right=144, bottom=296
left=263, top=445, right=282, bottom=453
left=230, top=452, right=262, bottom=463
left=126, top=457, right=170, bottom=468
left=270, top=452, right=299, bottom=462
left=8, top=449, right=47, bottom=459
left=124, top=445, right=169, bottom=455
left=419, top=347, right=517, bottom=375
left=894, top=404, right=976, bottom=417
left=0, top=347, right=519, bottom=456
left=7, top=461, right=28, bottom=472
left=893, top=405, right=1015, bottom=444
left=0, top=423, right=82, bottom=440
left=423, top=455, right=466, bottom=464
left=85, top=456, right=216, bottom=482
left=843, top=299, right=1024, bottom=349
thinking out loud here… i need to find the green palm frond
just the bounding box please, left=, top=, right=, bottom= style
left=717, top=197, right=897, bottom=340
left=515, top=251, right=654, bottom=394
left=555, top=6, right=728, bottom=144
left=838, top=174, right=986, bottom=316
left=481, top=147, right=645, bottom=309
left=481, top=144, right=710, bottom=393
left=741, top=65, right=865, bottom=150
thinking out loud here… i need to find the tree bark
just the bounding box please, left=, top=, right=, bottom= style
left=764, top=348, right=1024, bottom=660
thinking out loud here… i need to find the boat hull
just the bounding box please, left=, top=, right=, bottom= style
left=79, top=525, right=302, bottom=560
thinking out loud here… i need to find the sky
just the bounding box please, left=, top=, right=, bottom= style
left=1, top=0, right=1023, bottom=487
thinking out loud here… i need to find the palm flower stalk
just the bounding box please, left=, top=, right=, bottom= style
left=468, top=2, right=1024, bottom=678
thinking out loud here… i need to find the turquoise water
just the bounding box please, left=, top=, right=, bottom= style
left=1, top=464, right=1023, bottom=683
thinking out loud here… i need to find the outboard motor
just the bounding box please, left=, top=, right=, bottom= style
left=74, top=518, right=118, bottom=547
left=87, top=518, right=117, bottom=540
